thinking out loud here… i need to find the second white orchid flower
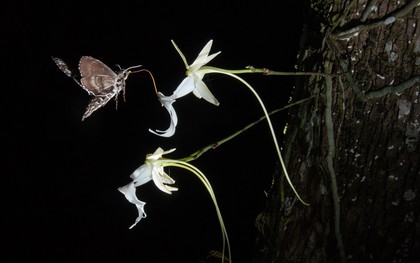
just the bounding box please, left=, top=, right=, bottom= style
left=118, top=147, right=178, bottom=228
left=118, top=147, right=231, bottom=261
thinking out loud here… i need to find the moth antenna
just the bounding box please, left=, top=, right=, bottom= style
left=125, top=64, right=143, bottom=71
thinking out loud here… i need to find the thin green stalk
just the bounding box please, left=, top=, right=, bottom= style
left=179, top=96, right=313, bottom=163
left=165, top=160, right=231, bottom=263
left=204, top=65, right=333, bottom=77
left=205, top=68, right=309, bottom=206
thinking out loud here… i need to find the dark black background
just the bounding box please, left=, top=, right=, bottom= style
left=3, top=1, right=303, bottom=262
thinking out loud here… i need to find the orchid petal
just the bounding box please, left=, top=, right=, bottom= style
left=192, top=77, right=220, bottom=105
left=152, top=167, right=176, bottom=194
left=189, top=40, right=213, bottom=69
left=189, top=40, right=220, bottom=73
left=172, top=76, right=195, bottom=99
left=203, top=51, right=221, bottom=65
left=164, top=185, right=179, bottom=192
left=189, top=51, right=220, bottom=73
left=159, top=148, right=176, bottom=156
left=130, top=164, right=153, bottom=186
left=156, top=167, right=176, bottom=184
left=118, top=182, right=147, bottom=229
left=147, top=147, right=165, bottom=160
left=171, top=40, right=189, bottom=69
left=146, top=148, right=176, bottom=162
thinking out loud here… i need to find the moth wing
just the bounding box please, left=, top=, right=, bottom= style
left=79, top=56, right=117, bottom=95
left=80, top=75, right=117, bottom=95
left=82, top=95, right=113, bottom=121
left=52, top=57, right=74, bottom=77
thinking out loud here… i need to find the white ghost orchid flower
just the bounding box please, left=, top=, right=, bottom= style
left=118, top=147, right=177, bottom=228
left=119, top=147, right=232, bottom=261
left=171, top=39, right=221, bottom=105
left=149, top=40, right=220, bottom=137
left=149, top=92, right=178, bottom=137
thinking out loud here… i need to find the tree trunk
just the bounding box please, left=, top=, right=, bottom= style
left=254, top=1, right=420, bottom=262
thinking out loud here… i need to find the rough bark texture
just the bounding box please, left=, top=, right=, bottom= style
left=254, top=0, right=420, bottom=262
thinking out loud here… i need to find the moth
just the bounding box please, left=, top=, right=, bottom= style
left=52, top=56, right=142, bottom=120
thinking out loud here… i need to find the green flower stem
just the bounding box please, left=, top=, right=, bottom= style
left=203, top=66, right=331, bottom=77
left=163, top=160, right=231, bottom=263
left=179, top=96, right=313, bottom=163
left=201, top=68, right=309, bottom=205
